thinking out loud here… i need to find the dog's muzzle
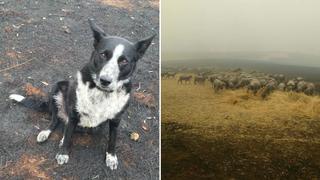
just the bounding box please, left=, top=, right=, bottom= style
left=97, top=76, right=115, bottom=92
left=100, top=76, right=111, bottom=87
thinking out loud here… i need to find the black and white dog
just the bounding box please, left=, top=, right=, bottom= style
left=9, top=19, right=155, bottom=170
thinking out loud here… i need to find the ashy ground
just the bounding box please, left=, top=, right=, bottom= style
left=0, top=0, right=159, bottom=179
left=162, top=77, right=320, bottom=179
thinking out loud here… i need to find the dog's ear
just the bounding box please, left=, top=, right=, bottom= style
left=89, top=18, right=106, bottom=47
left=134, top=34, right=156, bottom=60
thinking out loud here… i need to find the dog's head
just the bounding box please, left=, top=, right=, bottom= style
left=88, top=19, right=155, bottom=92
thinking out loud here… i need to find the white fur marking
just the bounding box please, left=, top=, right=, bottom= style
left=37, top=130, right=52, bottom=143
left=76, top=72, right=130, bottom=128
left=106, top=152, right=118, bottom=170
left=9, top=94, right=25, bottom=102
left=59, top=136, right=64, bottom=147
left=55, top=154, right=69, bottom=165
left=53, top=92, right=68, bottom=123
left=99, top=44, right=124, bottom=90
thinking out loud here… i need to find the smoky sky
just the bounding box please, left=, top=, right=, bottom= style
left=162, top=0, right=320, bottom=60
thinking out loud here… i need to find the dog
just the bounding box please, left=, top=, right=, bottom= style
left=9, top=18, right=155, bottom=170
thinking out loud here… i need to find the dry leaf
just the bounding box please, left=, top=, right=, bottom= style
left=133, top=92, right=156, bottom=108
left=4, top=26, right=13, bottom=33
left=141, top=121, right=150, bottom=131
left=62, top=26, right=71, bottom=34
left=24, top=83, right=46, bottom=97
left=6, top=50, right=21, bottom=59
left=130, top=132, right=139, bottom=141
left=61, top=9, right=74, bottom=13
left=40, top=81, right=49, bottom=86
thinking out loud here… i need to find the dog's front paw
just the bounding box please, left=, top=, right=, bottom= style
left=106, top=152, right=118, bottom=170
left=37, top=130, right=51, bottom=143
left=55, top=153, right=69, bottom=165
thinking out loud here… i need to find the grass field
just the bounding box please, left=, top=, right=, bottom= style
left=162, top=77, right=320, bottom=179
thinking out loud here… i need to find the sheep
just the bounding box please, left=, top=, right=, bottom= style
left=261, top=80, right=277, bottom=99
left=247, top=79, right=261, bottom=95
left=209, top=75, right=219, bottom=87
left=161, top=72, right=169, bottom=79
left=286, top=80, right=296, bottom=91
left=278, top=83, right=286, bottom=91
left=213, top=79, right=226, bottom=92
left=167, top=72, right=177, bottom=79
left=178, top=75, right=192, bottom=84
left=235, top=77, right=251, bottom=89
left=194, top=76, right=206, bottom=85
left=296, top=81, right=308, bottom=92
left=304, top=82, right=315, bottom=96
left=226, top=77, right=238, bottom=90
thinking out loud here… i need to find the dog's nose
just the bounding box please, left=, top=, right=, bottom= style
left=100, top=77, right=111, bottom=86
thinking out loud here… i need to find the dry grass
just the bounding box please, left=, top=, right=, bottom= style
left=162, top=77, right=320, bottom=178
left=97, top=0, right=133, bottom=11
left=162, top=78, right=320, bottom=141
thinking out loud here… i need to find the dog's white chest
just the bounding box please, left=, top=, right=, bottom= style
left=75, top=78, right=130, bottom=128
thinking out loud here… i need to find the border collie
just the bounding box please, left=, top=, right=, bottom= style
left=9, top=19, right=155, bottom=170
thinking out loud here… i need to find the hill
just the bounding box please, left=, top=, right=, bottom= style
left=162, top=58, right=320, bottom=82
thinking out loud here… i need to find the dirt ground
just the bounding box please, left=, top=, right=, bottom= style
left=162, top=78, right=320, bottom=179
left=0, top=0, right=159, bottom=179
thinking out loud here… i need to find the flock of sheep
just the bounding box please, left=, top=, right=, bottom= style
left=162, top=69, right=319, bottom=99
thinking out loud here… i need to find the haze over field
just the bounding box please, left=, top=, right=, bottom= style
left=162, top=0, right=320, bottom=67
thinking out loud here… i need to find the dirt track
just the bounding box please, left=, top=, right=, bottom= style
left=0, top=0, right=159, bottom=179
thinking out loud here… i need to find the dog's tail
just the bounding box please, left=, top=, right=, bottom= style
left=9, top=94, right=49, bottom=112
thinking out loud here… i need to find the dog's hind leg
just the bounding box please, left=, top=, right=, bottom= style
left=36, top=94, right=60, bottom=143
left=36, top=82, right=67, bottom=143
left=36, top=113, right=59, bottom=143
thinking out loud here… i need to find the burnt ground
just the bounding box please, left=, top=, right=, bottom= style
left=0, top=0, right=159, bottom=179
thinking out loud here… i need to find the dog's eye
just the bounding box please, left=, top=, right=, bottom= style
left=118, top=57, right=128, bottom=66
left=100, top=51, right=111, bottom=59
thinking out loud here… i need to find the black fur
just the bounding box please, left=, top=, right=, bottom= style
left=10, top=19, right=155, bottom=169
left=17, top=98, right=49, bottom=112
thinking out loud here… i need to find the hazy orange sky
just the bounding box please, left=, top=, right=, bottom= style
left=162, top=0, right=320, bottom=60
